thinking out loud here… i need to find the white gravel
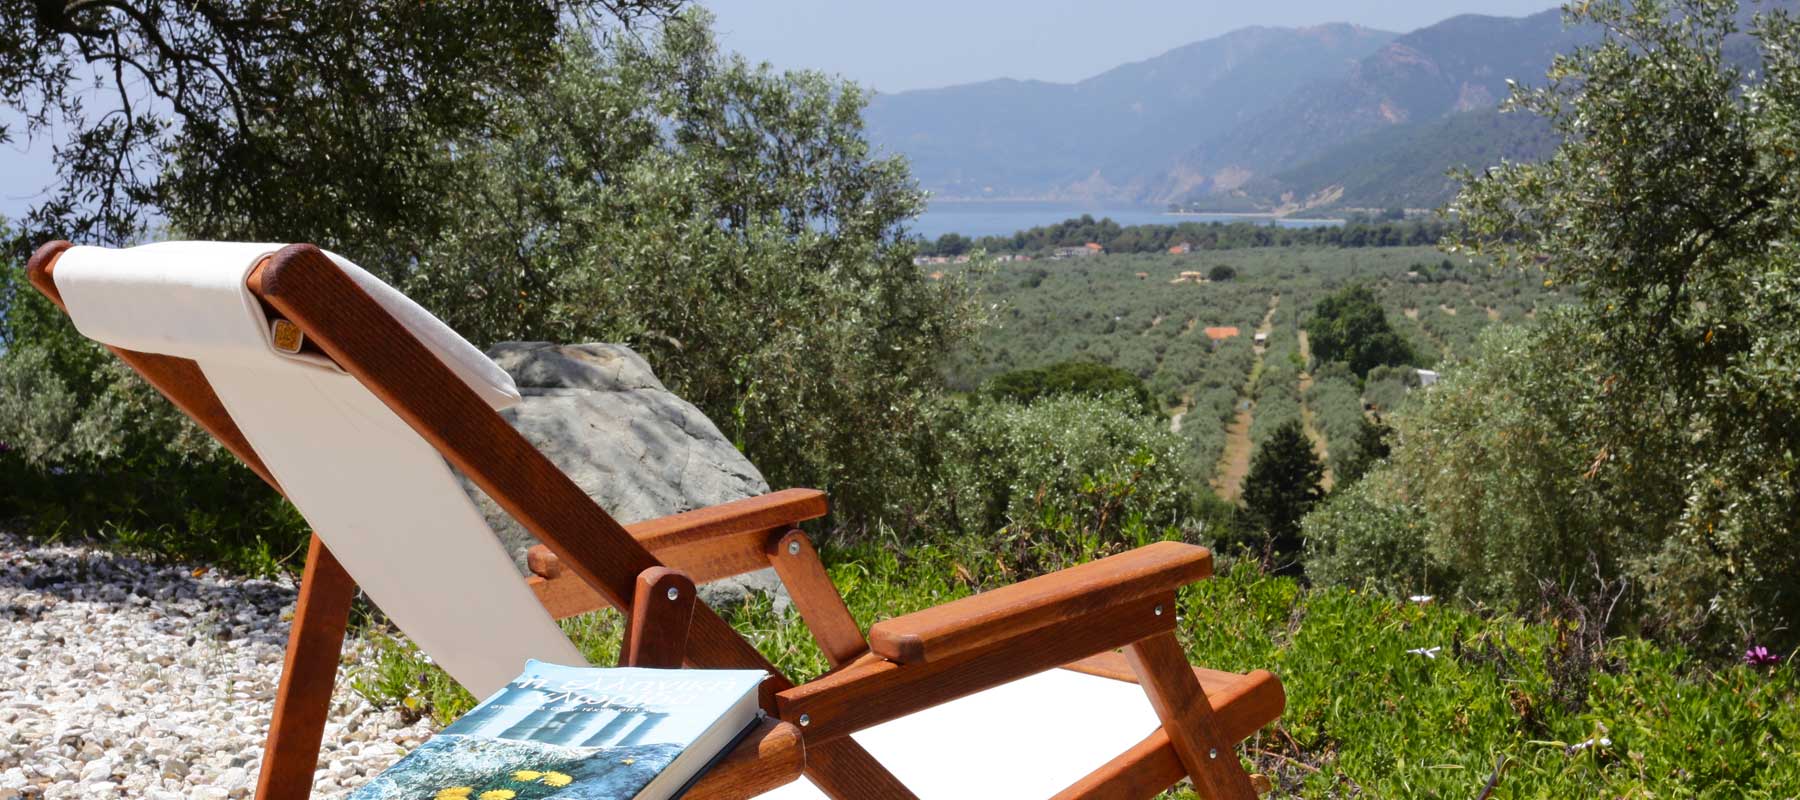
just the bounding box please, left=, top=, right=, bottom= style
left=0, top=533, right=436, bottom=799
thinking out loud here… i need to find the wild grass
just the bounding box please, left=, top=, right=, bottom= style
left=350, top=540, right=1799, bottom=798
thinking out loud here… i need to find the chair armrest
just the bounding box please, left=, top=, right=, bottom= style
left=867, top=541, right=1211, bottom=664
left=528, top=488, right=828, bottom=583
left=684, top=718, right=804, bottom=800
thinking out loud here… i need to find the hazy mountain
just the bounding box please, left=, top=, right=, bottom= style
left=869, top=3, right=1794, bottom=213
left=1156, top=8, right=1592, bottom=209
left=1249, top=107, right=1560, bottom=212
left=863, top=24, right=1397, bottom=201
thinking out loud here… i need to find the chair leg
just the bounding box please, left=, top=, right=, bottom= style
left=256, top=535, right=357, bottom=800
left=1124, top=633, right=1259, bottom=800
left=621, top=566, right=698, bottom=668
left=805, top=737, right=919, bottom=799
left=765, top=529, right=869, bottom=669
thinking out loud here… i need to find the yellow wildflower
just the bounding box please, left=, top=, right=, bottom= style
left=511, top=771, right=543, bottom=782
left=540, top=772, right=574, bottom=787
left=434, top=789, right=473, bottom=800
left=478, top=791, right=517, bottom=800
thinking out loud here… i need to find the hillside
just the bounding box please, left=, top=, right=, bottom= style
left=1244, top=106, right=1560, bottom=211
left=950, top=245, right=1566, bottom=489
left=1156, top=8, right=1590, bottom=207
left=868, top=6, right=1584, bottom=211
left=863, top=24, right=1396, bottom=201
left=870, top=3, right=1800, bottom=214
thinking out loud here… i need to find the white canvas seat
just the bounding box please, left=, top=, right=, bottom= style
left=54, top=241, right=582, bottom=697
left=48, top=241, right=1187, bottom=798
left=763, top=668, right=1166, bottom=798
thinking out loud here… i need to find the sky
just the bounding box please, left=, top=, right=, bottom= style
left=2, top=0, right=1559, bottom=224
left=698, top=0, right=1561, bottom=93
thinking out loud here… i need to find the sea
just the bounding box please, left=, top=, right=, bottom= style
left=909, top=201, right=1343, bottom=240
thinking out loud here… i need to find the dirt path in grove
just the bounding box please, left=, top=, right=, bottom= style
left=1211, top=294, right=1279, bottom=502
left=1295, top=329, right=1334, bottom=491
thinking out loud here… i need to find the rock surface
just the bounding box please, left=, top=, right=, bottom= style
left=0, top=533, right=435, bottom=799
left=466, top=343, right=788, bottom=612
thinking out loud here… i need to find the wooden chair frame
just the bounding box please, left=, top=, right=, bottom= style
left=27, top=241, right=1284, bottom=800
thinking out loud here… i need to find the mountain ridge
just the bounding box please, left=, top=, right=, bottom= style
left=863, top=23, right=1398, bottom=204
left=866, top=6, right=1581, bottom=212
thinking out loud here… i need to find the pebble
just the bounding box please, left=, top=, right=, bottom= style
left=0, top=534, right=435, bottom=798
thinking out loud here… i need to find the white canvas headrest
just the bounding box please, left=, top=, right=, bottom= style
left=52, top=241, right=520, bottom=411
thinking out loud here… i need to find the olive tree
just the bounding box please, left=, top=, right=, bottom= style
left=3, top=9, right=987, bottom=544
left=2, top=0, right=676, bottom=249
left=275, top=13, right=989, bottom=533
left=1312, top=0, right=1800, bottom=647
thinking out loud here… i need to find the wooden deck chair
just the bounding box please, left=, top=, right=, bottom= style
left=26, top=240, right=1285, bottom=800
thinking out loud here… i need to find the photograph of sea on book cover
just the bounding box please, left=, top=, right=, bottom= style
left=350, top=661, right=767, bottom=800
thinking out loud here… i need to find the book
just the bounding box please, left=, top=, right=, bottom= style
left=348, top=661, right=767, bottom=800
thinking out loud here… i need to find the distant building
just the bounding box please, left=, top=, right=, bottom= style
left=1203, top=326, right=1240, bottom=341
left=1173, top=271, right=1207, bottom=284
left=1415, top=369, right=1440, bottom=387
left=1135, top=271, right=1149, bottom=280
left=1051, top=243, right=1103, bottom=259
left=1168, top=241, right=1192, bottom=255
left=1253, top=332, right=1269, bottom=346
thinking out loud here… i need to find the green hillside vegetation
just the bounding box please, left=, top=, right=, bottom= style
left=3, top=2, right=1797, bottom=798
left=1257, top=107, right=1560, bottom=211
left=1306, top=0, right=1800, bottom=651
left=359, top=540, right=1800, bottom=798
left=918, top=216, right=1450, bottom=256
left=983, top=360, right=1156, bottom=414
left=952, top=245, right=1565, bottom=484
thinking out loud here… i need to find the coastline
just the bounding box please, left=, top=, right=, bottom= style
left=1163, top=210, right=1345, bottom=223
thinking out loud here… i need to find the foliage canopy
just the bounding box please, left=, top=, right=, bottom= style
left=1, top=11, right=988, bottom=541
left=1308, top=0, right=1800, bottom=649
left=982, top=360, right=1156, bottom=414
left=2, top=0, right=677, bottom=250
left=1307, top=284, right=1416, bottom=376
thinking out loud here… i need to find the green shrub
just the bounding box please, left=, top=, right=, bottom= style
left=357, top=542, right=1800, bottom=796
left=1305, top=322, right=1621, bottom=605
left=1302, top=468, right=1437, bottom=595
left=1307, top=284, right=1416, bottom=377
left=1435, top=0, right=1800, bottom=650
left=982, top=359, right=1156, bottom=414
left=0, top=266, right=307, bottom=574
left=1331, top=413, right=1392, bottom=488
left=1361, top=364, right=1412, bottom=412
left=1300, top=318, right=1800, bottom=648
left=935, top=394, right=1221, bottom=573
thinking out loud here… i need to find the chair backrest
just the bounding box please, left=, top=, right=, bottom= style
left=52, top=242, right=585, bottom=697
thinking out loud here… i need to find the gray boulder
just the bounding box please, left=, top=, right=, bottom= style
left=462, top=342, right=789, bottom=613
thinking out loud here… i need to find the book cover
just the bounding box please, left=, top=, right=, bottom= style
left=348, top=661, right=767, bottom=800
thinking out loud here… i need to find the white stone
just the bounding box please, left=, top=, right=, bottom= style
left=0, top=534, right=435, bottom=798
